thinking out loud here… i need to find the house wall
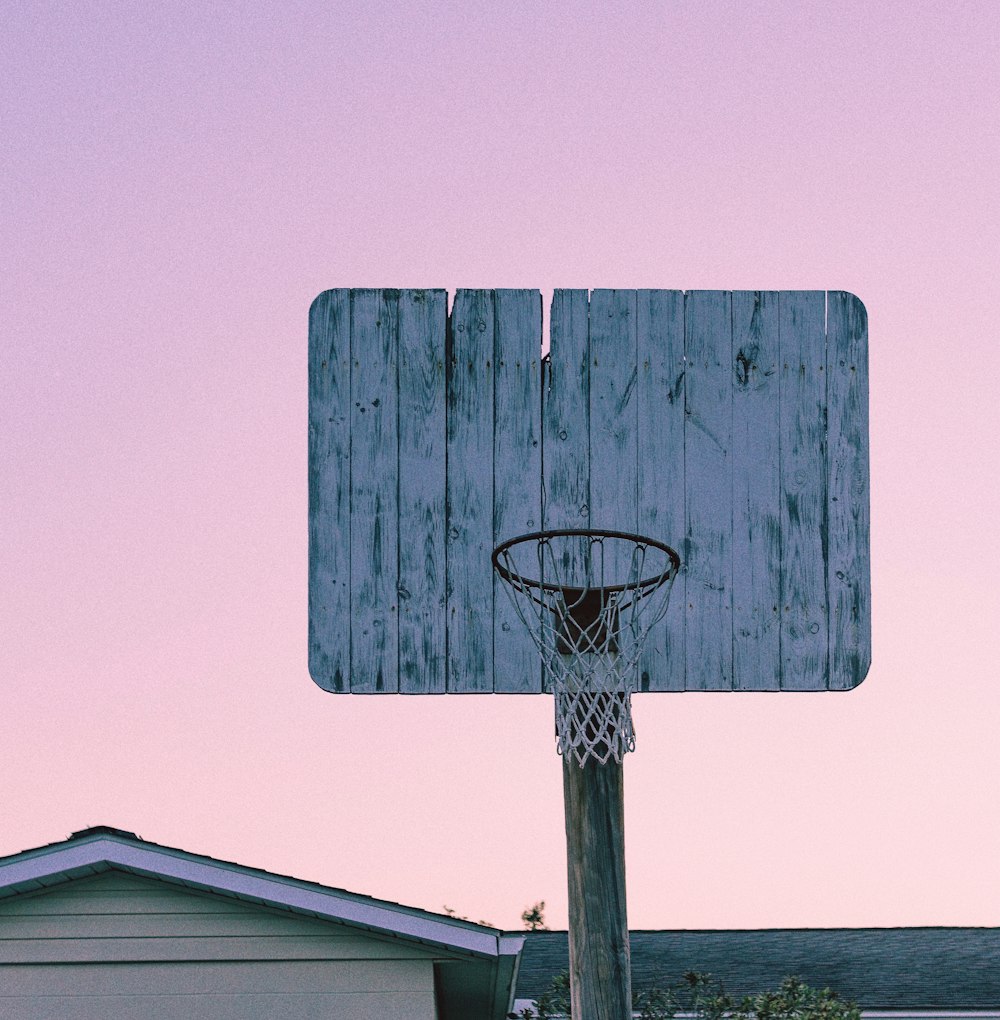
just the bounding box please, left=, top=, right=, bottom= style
left=0, top=870, right=439, bottom=1019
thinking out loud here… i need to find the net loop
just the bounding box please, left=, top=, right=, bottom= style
left=493, top=530, right=680, bottom=766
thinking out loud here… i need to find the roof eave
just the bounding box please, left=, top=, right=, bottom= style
left=0, top=834, right=510, bottom=959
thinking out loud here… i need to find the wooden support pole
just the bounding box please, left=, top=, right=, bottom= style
left=562, top=754, right=631, bottom=1020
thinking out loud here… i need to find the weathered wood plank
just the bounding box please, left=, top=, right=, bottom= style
left=308, top=290, right=351, bottom=692
left=589, top=290, right=638, bottom=586
left=684, top=291, right=734, bottom=690
left=540, top=290, right=591, bottom=694
left=826, top=291, right=871, bottom=689
left=637, top=290, right=686, bottom=692
left=397, top=290, right=447, bottom=693
left=493, top=290, right=543, bottom=693
left=779, top=291, right=829, bottom=689
left=731, top=291, right=782, bottom=690
left=350, top=289, right=399, bottom=693
left=447, top=290, right=495, bottom=692
left=543, top=291, right=591, bottom=535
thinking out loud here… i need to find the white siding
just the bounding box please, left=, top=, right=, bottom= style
left=0, top=871, right=440, bottom=1020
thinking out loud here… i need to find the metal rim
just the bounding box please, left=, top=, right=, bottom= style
left=491, top=528, right=680, bottom=597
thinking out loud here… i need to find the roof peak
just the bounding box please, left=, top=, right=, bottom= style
left=69, top=826, right=140, bottom=841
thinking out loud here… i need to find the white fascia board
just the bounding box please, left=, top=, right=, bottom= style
left=499, top=934, right=527, bottom=955
left=494, top=937, right=526, bottom=1019
left=0, top=836, right=513, bottom=959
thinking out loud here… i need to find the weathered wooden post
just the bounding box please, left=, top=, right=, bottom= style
left=563, top=755, right=631, bottom=1017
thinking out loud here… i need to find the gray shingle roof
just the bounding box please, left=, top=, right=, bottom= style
left=513, top=929, right=1000, bottom=1009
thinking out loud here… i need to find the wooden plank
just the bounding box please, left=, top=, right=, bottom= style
left=397, top=289, right=447, bottom=693
left=563, top=757, right=631, bottom=1019
left=684, top=291, right=734, bottom=690
left=637, top=290, right=686, bottom=692
left=543, top=290, right=591, bottom=533
left=826, top=291, right=871, bottom=689
left=588, top=289, right=638, bottom=583
left=779, top=291, right=829, bottom=689
left=447, top=290, right=495, bottom=692
left=350, top=289, right=400, bottom=693
left=731, top=291, right=782, bottom=690
left=493, top=290, right=543, bottom=693
left=540, top=290, right=591, bottom=695
left=308, top=289, right=351, bottom=692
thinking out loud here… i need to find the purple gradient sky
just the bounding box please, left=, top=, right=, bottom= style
left=3, top=1, right=999, bottom=930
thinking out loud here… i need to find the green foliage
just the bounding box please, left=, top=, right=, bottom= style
left=724, top=975, right=861, bottom=1020
left=521, top=902, right=549, bottom=931
left=633, top=984, right=679, bottom=1020
left=515, top=972, right=570, bottom=1019
left=513, top=970, right=860, bottom=1020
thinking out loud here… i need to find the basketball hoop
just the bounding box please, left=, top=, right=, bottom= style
left=493, top=529, right=680, bottom=766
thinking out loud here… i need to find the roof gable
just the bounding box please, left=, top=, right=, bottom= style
left=0, top=869, right=456, bottom=963
left=0, top=828, right=522, bottom=962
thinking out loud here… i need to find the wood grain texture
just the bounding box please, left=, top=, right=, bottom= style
left=307, top=287, right=870, bottom=695
left=397, top=290, right=447, bottom=693
left=826, top=291, right=871, bottom=689
left=350, top=290, right=399, bottom=692
left=589, top=290, right=639, bottom=584
left=637, top=290, right=686, bottom=692
left=541, top=290, right=591, bottom=693
left=542, top=290, right=591, bottom=533
left=563, top=757, right=631, bottom=1020
left=308, top=290, right=351, bottom=692
left=493, top=289, right=543, bottom=693
left=731, top=291, right=782, bottom=690
left=447, top=290, right=495, bottom=692
left=684, top=291, right=734, bottom=690
left=779, top=291, right=829, bottom=690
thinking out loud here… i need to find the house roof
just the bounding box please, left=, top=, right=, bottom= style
left=514, top=929, right=1000, bottom=1010
left=0, top=826, right=523, bottom=963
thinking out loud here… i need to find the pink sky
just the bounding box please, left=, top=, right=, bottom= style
left=3, top=1, right=999, bottom=930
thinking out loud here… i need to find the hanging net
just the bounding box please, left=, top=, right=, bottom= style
left=493, top=530, right=680, bottom=766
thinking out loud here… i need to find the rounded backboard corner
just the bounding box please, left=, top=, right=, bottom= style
left=831, top=290, right=868, bottom=326
left=308, top=287, right=336, bottom=318
left=307, top=653, right=346, bottom=694
left=836, top=655, right=873, bottom=691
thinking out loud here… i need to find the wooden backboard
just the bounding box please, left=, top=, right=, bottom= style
left=308, top=289, right=870, bottom=694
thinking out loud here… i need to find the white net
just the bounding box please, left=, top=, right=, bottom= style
left=494, top=531, right=679, bottom=766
